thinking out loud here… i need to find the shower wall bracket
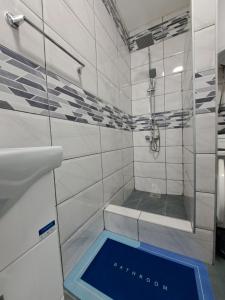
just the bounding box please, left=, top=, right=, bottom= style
left=0, top=146, right=63, bottom=207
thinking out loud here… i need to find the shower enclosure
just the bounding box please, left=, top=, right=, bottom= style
left=111, top=6, right=195, bottom=229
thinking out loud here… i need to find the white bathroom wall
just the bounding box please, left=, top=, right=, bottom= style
left=182, top=15, right=194, bottom=225
left=131, top=7, right=190, bottom=196
left=192, top=0, right=217, bottom=261
left=0, top=0, right=133, bottom=281
left=42, top=0, right=133, bottom=277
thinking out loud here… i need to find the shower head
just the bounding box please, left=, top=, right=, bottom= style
left=149, top=68, right=156, bottom=79
left=136, top=32, right=154, bottom=50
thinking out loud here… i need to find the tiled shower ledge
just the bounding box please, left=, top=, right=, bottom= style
left=105, top=204, right=192, bottom=233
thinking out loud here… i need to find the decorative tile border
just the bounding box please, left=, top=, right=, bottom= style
left=0, top=44, right=133, bottom=131
left=195, top=69, right=216, bottom=114
left=132, top=109, right=191, bottom=131
left=218, top=80, right=225, bottom=135
left=128, top=10, right=190, bottom=52
left=218, top=114, right=225, bottom=135
left=0, top=43, right=191, bottom=132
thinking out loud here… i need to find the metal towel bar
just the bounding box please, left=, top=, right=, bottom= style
left=5, top=12, right=85, bottom=72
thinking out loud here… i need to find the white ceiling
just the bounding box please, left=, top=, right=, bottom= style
left=116, top=0, right=190, bottom=33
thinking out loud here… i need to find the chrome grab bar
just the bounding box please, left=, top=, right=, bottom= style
left=5, top=12, right=85, bottom=73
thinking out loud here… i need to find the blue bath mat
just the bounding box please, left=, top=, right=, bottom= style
left=64, top=231, right=214, bottom=300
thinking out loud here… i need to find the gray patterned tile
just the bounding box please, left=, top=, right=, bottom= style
left=129, top=10, right=190, bottom=51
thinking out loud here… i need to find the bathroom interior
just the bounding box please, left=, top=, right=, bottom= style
left=0, top=0, right=225, bottom=299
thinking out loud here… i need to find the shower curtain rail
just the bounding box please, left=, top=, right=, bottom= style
left=5, top=12, right=85, bottom=70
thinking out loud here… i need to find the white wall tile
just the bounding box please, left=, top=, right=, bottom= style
left=154, top=77, right=165, bottom=96
left=122, top=148, right=134, bottom=166
left=196, top=192, right=215, bottom=230
left=196, top=154, right=216, bottom=193
left=194, top=25, right=216, bottom=72
left=102, top=150, right=123, bottom=178
left=218, top=0, right=225, bottom=53
left=131, top=43, right=163, bottom=68
left=136, top=129, right=151, bottom=148
left=0, top=109, right=51, bottom=148
left=122, top=131, right=133, bottom=148
left=123, top=163, right=134, bottom=185
left=182, top=71, right=193, bottom=92
left=135, top=177, right=166, bottom=194
left=167, top=164, right=183, bottom=180
left=110, top=188, right=124, bottom=206
left=163, top=7, right=188, bottom=21
left=134, top=162, right=166, bottom=179
left=165, top=92, right=183, bottom=111
left=167, top=180, right=183, bottom=195
left=62, top=210, right=104, bottom=277
left=132, top=99, right=150, bottom=115
left=20, top=0, right=43, bottom=18
left=165, top=74, right=181, bottom=94
left=166, top=128, right=183, bottom=146
left=124, top=178, right=135, bottom=201
left=117, top=30, right=130, bottom=61
left=133, top=130, right=165, bottom=147
left=87, top=0, right=94, bottom=7
left=117, top=54, right=131, bottom=84
left=164, top=53, right=184, bottom=76
left=55, top=154, right=102, bottom=203
left=154, top=95, right=165, bottom=113
left=51, top=118, right=101, bottom=159
left=100, top=127, right=123, bottom=152
left=97, top=71, right=119, bottom=107
left=97, top=43, right=118, bottom=87
left=95, top=17, right=117, bottom=61
left=166, top=146, right=183, bottom=163
left=120, top=94, right=132, bottom=114
left=182, top=90, right=193, bottom=109
left=134, top=146, right=166, bottom=163
left=218, top=138, right=225, bottom=149
left=164, top=33, right=186, bottom=58
left=131, top=64, right=149, bottom=84
left=131, top=48, right=148, bottom=69
left=1, top=0, right=45, bottom=66
left=131, top=60, right=164, bottom=84
left=63, top=0, right=95, bottom=36
left=132, top=77, right=164, bottom=100
left=94, top=0, right=117, bottom=44
left=43, top=0, right=96, bottom=66
left=196, top=113, right=216, bottom=154
left=45, top=25, right=97, bottom=94
left=132, top=81, right=149, bottom=100
left=149, top=42, right=164, bottom=63
left=103, top=169, right=124, bottom=203
left=183, top=122, right=194, bottom=149
left=58, top=181, right=103, bottom=244
left=193, top=0, right=216, bottom=31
